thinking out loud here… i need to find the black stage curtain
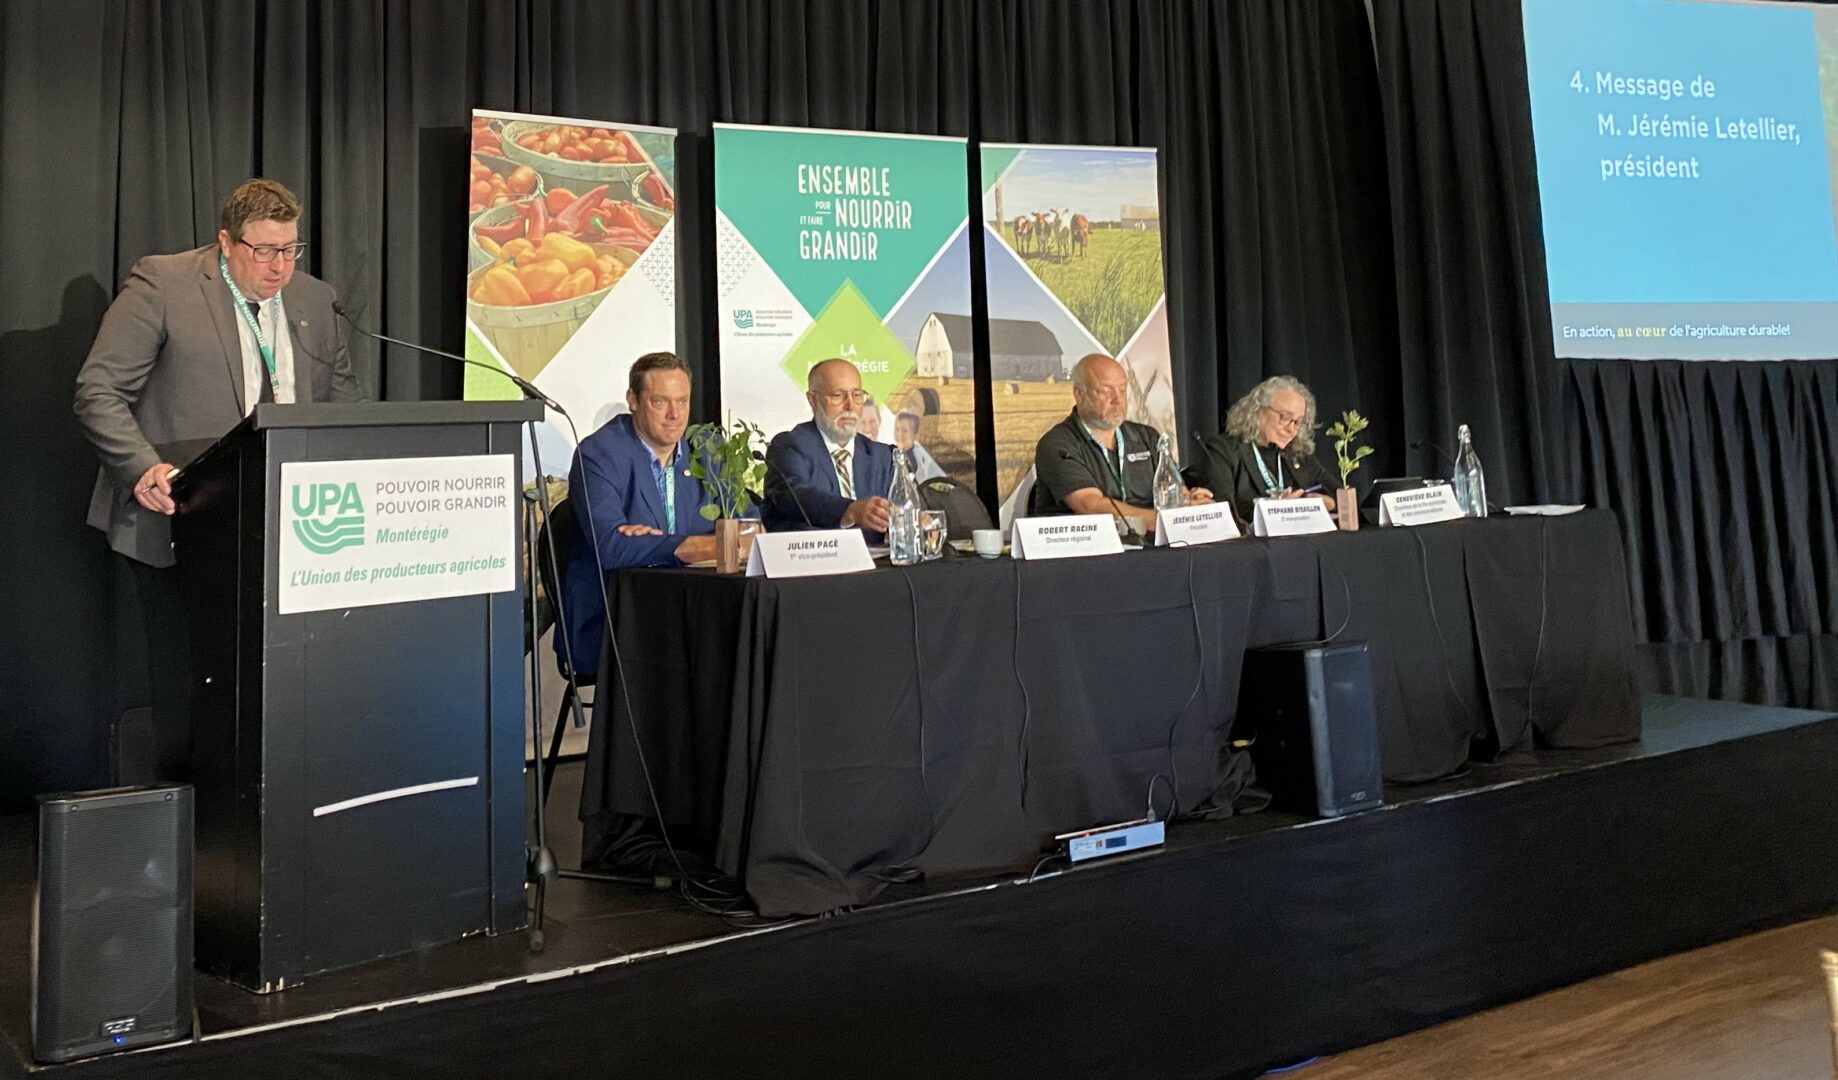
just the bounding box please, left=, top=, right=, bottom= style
left=1371, top=0, right=1838, bottom=713
left=0, top=0, right=1394, bottom=803
left=6, top=0, right=1831, bottom=802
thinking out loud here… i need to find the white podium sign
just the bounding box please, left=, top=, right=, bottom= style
left=746, top=529, right=877, bottom=577
left=1378, top=484, right=1466, bottom=527
left=1011, top=515, right=1126, bottom=561
left=1154, top=504, right=1240, bottom=547
left=1252, top=497, right=1336, bottom=538
left=277, top=454, right=517, bottom=615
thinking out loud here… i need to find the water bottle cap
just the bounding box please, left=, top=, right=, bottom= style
left=1457, top=423, right=1471, bottom=439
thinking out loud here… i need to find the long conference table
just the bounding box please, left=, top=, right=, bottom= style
left=580, top=511, right=1640, bottom=917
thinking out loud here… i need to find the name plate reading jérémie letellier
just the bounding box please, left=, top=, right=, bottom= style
left=1154, top=503, right=1241, bottom=547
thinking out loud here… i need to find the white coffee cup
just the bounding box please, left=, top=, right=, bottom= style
left=972, top=528, right=1003, bottom=558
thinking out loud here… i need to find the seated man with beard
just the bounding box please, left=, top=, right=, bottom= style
left=762, top=358, right=894, bottom=542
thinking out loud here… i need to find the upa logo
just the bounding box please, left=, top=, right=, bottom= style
left=290, top=482, right=366, bottom=555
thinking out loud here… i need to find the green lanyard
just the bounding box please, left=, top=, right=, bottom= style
left=1253, top=444, right=1285, bottom=495
left=219, top=253, right=282, bottom=400
left=1081, top=421, right=1128, bottom=500
left=662, top=450, right=677, bottom=533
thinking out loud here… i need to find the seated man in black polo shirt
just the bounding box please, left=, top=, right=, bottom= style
left=1030, top=353, right=1212, bottom=537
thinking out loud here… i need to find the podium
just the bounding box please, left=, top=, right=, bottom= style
left=171, top=401, right=542, bottom=992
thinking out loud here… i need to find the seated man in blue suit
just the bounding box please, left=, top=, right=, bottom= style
left=763, top=358, right=894, bottom=540
left=559, top=351, right=754, bottom=677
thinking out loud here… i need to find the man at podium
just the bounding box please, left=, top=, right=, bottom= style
left=72, top=178, right=367, bottom=779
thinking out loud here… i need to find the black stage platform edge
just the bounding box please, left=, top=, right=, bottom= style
left=10, top=696, right=1838, bottom=1080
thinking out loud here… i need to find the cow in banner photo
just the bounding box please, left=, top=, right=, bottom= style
left=1071, top=213, right=1090, bottom=257
left=1015, top=213, right=1034, bottom=256
left=1034, top=210, right=1054, bottom=256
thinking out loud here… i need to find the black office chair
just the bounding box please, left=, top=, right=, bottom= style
left=535, top=496, right=595, bottom=806
left=918, top=476, right=993, bottom=541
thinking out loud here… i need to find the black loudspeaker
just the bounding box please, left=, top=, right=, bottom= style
left=33, top=785, right=194, bottom=1062
left=1236, top=643, right=1384, bottom=818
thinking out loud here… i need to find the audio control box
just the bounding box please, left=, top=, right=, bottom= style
left=1055, top=817, right=1165, bottom=864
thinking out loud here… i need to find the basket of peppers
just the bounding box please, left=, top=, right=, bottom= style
left=465, top=187, right=661, bottom=378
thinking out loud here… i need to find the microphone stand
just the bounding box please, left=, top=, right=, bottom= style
left=335, top=307, right=659, bottom=954
left=1410, top=438, right=1501, bottom=515
left=753, top=449, right=819, bottom=530
left=1057, top=449, right=1143, bottom=545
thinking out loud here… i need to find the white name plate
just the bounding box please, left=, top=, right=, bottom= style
left=746, top=529, right=877, bottom=578
left=1155, top=503, right=1240, bottom=547
left=1011, top=514, right=1126, bottom=561
left=278, top=454, right=517, bottom=615
left=1378, top=484, right=1466, bottom=527
left=1252, top=497, right=1336, bottom=537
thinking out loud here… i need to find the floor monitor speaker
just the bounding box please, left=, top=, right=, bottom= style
left=1237, top=643, right=1384, bottom=818
left=33, top=784, right=193, bottom=1062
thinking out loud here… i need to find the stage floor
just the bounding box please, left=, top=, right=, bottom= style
left=3, top=693, right=1834, bottom=1078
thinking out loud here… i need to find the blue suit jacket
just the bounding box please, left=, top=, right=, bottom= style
left=762, top=420, right=893, bottom=541
left=559, top=415, right=726, bottom=678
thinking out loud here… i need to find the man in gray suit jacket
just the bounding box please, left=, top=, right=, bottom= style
left=73, top=178, right=367, bottom=778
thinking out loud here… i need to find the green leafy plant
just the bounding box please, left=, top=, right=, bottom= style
left=686, top=417, right=768, bottom=520
left=1324, top=409, right=1373, bottom=489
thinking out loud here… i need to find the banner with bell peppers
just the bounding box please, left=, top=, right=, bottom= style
left=713, top=123, right=977, bottom=489
left=463, top=109, right=678, bottom=464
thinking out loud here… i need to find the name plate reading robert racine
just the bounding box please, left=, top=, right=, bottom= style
left=1011, top=514, right=1127, bottom=560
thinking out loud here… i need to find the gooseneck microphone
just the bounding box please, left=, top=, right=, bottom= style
left=752, top=449, right=818, bottom=530
left=1057, top=449, right=1143, bottom=545
left=1410, top=438, right=1455, bottom=473
left=331, top=302, right=563, bottom=413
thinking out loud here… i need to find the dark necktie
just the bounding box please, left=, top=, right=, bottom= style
left=248, top=301, right=275, bottom=403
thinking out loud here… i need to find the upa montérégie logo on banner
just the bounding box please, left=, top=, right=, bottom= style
left=291, top=482, right=366, bottom=556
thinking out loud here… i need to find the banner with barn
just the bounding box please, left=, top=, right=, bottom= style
left=461, top=109, right=679, bottom=469
left=979, top=144, right=1173, bottom=525
left=714, top=123, right=976, bottom=488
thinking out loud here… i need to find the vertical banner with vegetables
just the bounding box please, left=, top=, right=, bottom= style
left=464, top=110, right=678, bottom=464
left=714, top=123, right=977, bottom=488
left=979, top=144, right=1173, bottom=523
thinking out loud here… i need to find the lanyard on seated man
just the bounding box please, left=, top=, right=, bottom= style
left=1079, top=420, right=1128, bottom=501
left=220, top=253, right=283, bottom=400
left=661, top=449, right=676, bottom=533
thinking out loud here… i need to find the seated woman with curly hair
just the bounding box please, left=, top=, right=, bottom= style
left=1184, top=376, right=1336, bottom=525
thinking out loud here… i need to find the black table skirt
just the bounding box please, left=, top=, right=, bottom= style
left=581, top=511, right=1639, bottom=916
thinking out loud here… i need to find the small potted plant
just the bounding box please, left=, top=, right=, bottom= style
left=1324, top=409, right=1372, bottom=532
left=685, top=417, right=768, bottom=573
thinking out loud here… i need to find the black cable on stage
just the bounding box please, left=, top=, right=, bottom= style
left=1012, top=558, right=1034, bottom=813
left=1146, top=772, right=1176, bottom=823
left=894, top=566, right=938, bottom=873
left=1027, top=852, right=1065, bottom=883
left=1159, top=551, right=1208, bottom=819
left=1527, top=519, right=1551, bottom=729
left=558, top=411, right=763, bottom=921
left=1409, top=527, right=1476, bottom=721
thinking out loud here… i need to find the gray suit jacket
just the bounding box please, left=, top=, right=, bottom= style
left=73, top=245, right=367, bottom=567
